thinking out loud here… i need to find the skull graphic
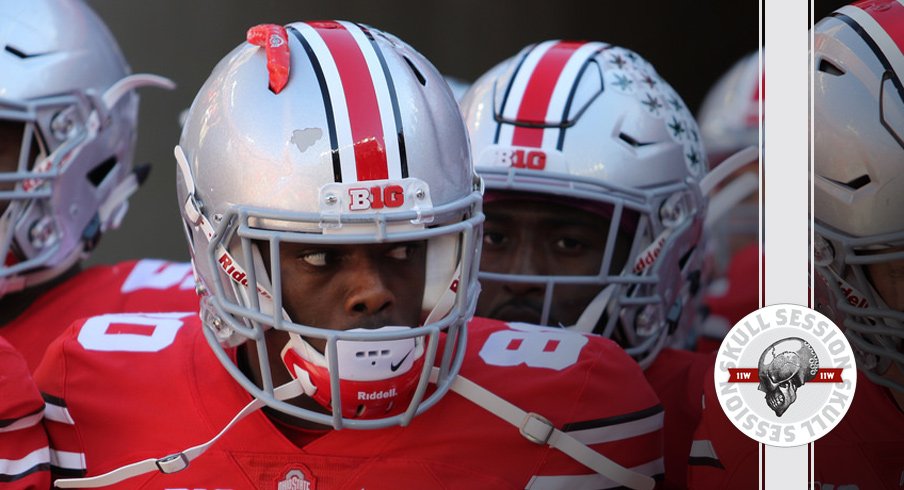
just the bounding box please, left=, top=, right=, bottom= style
left=757, top=337, right=819, bottom=417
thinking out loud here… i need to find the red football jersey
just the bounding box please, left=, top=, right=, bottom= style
left=687, top=364, right=904, bottom=489
left=645, top=348, right=715, bottom=490
left=0, top=335, right=50, bottom=489
left=36, top=314, right=665, bottom=489
left=697, top=243, right=760, bottom=353
left=2, top=259, right=199, bottom=372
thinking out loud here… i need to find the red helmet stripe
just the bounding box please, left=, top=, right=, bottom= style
left=310, top=21, right=389, bottom=181
left=842, top=1, right=904, bottom=81
left=511, top=41, right=587, bottom=148
left=855, top=0, right=904, bottom=54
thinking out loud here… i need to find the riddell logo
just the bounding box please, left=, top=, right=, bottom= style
left=836, top=279, right=869, bottom=309
left=358, top=388, right=397, bottom=401
left=632, top=235, right=667, bottom=274
left=217, top=252, right=272, bottom=300
left=348, top=185, right=404, bottom=211
left=22, top=154, right=61, bottom=192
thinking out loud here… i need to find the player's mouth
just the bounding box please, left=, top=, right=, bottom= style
left=490, top=301, right=544, bottom=324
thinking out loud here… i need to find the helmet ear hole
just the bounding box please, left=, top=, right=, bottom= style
left=86, top=156, right=118, bottom=187
left=817, top=58, right=845, bottom=76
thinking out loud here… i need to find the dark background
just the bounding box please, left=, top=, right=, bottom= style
left=86, top=0, right=765, bottom=266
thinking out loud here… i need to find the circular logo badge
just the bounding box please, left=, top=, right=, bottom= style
left=714, top=304, right=857, bottom=447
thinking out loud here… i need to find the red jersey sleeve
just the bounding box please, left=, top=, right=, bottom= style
left=34, top=312, right=199, bottom=483
left=645, top=348, right=715, bottom=490
left=686, top=363, right=757, bottom=489
left=4, top=259, right=198, bottom=372
left=0, top=335, right=50, bottom=489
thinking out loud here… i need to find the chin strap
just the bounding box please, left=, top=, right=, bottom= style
left=53, top=382, right=303, bottom=488
left=703, top=171, right=759, bottom=230
left=433, top=368, right=655, bottom=490
left=698, top=145, right=758, bottom=196
left=568, top=284, right=615, bottom=333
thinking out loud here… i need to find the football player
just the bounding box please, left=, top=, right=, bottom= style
left=694, top=51, right=762, bottom=353
left=0, top=0, right=199, bottom=372
left=688, top=1, right=904, bottom=487
left=35, top=22, right=664, bottom=489
left=459, top=40, right=720, bottom=489
left=0, top=0, right=199, bottom=484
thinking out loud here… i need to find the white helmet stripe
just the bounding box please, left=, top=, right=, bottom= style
left=295, top=21, right=400, bottom=183
left=291, top=23, right=358, bottom=182
left=542, top=42, right=609, bottom=149
left=837, top=2, right=904, bottom=90
left=495, top=41, right=610, bottom=149
left=341, top=21, right=405, bottom=180
left=286, top=26, right=343, bottom=181
left=495, top=40, right=558, bottom=146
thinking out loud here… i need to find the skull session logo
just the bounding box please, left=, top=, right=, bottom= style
left=714, top=304, right=857, bottom=446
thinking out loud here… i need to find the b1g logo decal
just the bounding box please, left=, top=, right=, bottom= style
left=348, top=185, right=404, bottom=210
left=714, top=304, right=856, bottom=446
left=496, top=148, right=547, bottom=170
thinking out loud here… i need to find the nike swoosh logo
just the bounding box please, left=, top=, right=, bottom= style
left=390, top=349, right=413, bottom=372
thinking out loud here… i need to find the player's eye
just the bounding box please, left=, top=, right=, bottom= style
left=554, top=237, right=586, bottom=253
left=483, top=232, right=507, bottom=248
left=300, top=251, right=328, bottom=267
left=386, top=243, right=419, bottom=261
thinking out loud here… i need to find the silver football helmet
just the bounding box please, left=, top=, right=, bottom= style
left=460, top=41, right=707, bottom=368
left=812, top=1, right=904, bottom=392
left=698, top=51, right=761, bottom=166
left=0, top=0, right=173, bottom=297
left=443, top=75, right=471, bottom=103
left=697, top=51, right=761, bottom=269
left=177, top=22, right=483, bottom=428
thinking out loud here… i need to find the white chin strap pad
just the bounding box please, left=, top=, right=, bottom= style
left=568, top=284, right=616, bottom=333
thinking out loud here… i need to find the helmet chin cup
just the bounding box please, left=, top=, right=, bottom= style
left=281, top=328, right=426, bottom=419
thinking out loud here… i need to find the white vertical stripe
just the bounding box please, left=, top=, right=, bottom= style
left=49, top=449, right=86, bottom=471
left=44, top=403, right=74, bottom=425
left=340, top=21, right=403, bottom=180
left=838, top=4, right=904, bottom=83
left=497, top=40, right=558, bottom=145
left=0, top=447, right=49, bottom=477
left=758, top=441, right=763, bottom=490
left=541, top=42, right=606, bottom=148
left=0, top=410, right=42, bottom=432
left=765, top=0, right=808, bottom=488
left=293, top=23, right=358, bottom=182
